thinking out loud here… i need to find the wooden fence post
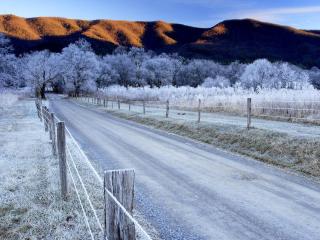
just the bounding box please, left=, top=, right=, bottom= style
left=247, top=98, right=252, bottom=129
left=39, top=100, right=43, bottom=122
left=42, top=106, right=48, bottom=132
left=198, top=99, right=201, bottom=123
left=104, top=99, right=106, bottom=107
left=118, top=99, right=121, bottom=110
left=166, top=100, right=169, bottom=118
left=129, top=101, right=131, bottom=111
left=50, top=113, right=57, bottom=156
left=143, top=101, right=146, bottom=115
left=49, top=112, right=53, bottom=140
left=57, top=122, right=68, bottom=200
left=104, top=169, right=135, bottom=240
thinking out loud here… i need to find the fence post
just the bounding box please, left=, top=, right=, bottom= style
left=49, top=112, right=53, bottom=140
left=118, top=99, right=121, bottom=110
left=129, top=101, right=131, bottom=111
left=104, top=99, right=106, bottom=107
left=104, top=169, right=135, bottom=240
left=50, top=113, right=57, bottom=156
left=198, top=99, right=201, bottom=123
left=166, top=100, right=169, bottom=118
left=143, top=101, right=146, bottom=115
left=39, top=99, right=43, bottom=121
left=42, top=106, right=48, bottom=132
left=57, top=122, right=68, bottom=200
left=247, top=98, right=252, bottom=129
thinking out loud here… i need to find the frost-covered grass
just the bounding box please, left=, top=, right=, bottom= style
left=75, top=98, right=320, bottom=178
left=0, top=92, right=18, bottom=110
left=100, top=86, right=320, bottom=122
left=110, top=110, right=320, bottom=178
left=0, top=99, right=103, bottom=239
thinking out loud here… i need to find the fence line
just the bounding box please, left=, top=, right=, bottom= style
left=75, top=95, right=320, bottom=127
left=35, top=98, right=152, bottom=240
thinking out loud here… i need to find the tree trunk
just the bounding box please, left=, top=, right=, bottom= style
left=75, top=86, right=80, bottom=97
left=40, top=83, right=46, bottom=99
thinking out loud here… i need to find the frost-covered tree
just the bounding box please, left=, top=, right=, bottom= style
left=239, top=59, right=277, bottom=91
left=202, top=76, right=231, bottom=88
left=224, top=61, right=246, bottom=86
left=0, top=34, right=18, bottom=88
left=0, top=33, right=12, bottom=55
left=23, top=50, right=61, bottom=98
left=309, top=67, right=320, bottom=89
left=105, top=53, right=137, bottom=87
left=128, top=47, right=153, bottom=85
left=141, top=55, right=174, bottom=87
left=176, top=60, right=214, bottom=87
left=240, top=59, right=312, bottom=91
left=97, top=55, right=119, bottom=88
left=60, top=39, right=99, bottom=95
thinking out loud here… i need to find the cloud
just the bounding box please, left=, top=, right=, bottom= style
left=237, top=6, right=320, bottom=22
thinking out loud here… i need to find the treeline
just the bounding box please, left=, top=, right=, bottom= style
left=0, top=34, right=320, bottom=98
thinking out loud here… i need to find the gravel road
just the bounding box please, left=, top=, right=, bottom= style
left=50, top=98, right=320, bottom=240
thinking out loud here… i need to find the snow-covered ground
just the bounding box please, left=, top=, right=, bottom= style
left=0, top=97, right=104, bottom=239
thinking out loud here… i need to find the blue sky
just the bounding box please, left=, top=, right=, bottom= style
left=1, top=0, right=320, bottom=29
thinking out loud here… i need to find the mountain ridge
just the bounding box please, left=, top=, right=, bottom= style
left=1, top=14, right=320, bottom=67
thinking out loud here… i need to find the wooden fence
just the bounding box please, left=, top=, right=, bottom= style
left=35, top=98, right=151, bottom=240
left=75, top=95, right=254, bottom=129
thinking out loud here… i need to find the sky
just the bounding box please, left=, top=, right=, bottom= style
left=1, top=0, right=320, bottom=29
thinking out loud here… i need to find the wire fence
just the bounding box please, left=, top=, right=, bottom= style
left=35, top=98, right=152, bottom=240
left=74, top=94, right=320, bottom=126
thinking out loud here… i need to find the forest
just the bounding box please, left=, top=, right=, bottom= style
left=1, top=33, right=320, bottom=99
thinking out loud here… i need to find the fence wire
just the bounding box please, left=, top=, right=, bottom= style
left=80, top=95, right=320, bottom=124
left=52, top=111, right=152, bottom=240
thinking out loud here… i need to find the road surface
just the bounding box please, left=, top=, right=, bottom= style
left=50, top=98, right=320, bottom=240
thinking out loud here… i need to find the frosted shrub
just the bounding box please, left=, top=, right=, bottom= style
left=100, top=85, right=320, bottom=120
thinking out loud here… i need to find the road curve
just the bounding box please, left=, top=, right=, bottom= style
left=50, top=98, right=320, bottom=240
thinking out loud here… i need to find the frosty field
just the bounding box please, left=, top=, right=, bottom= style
left=75, top=97, right=320, bottom=178
left=0, top=97, right=104, bottom=239
left=100, top=86, right=320, bottom=123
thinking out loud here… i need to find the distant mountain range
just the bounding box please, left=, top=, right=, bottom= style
left=1, top=14, right=320, bottom=67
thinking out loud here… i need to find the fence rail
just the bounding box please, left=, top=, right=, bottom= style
left=35, top=98, right=152, bottom=240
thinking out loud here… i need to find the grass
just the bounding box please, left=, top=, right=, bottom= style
left=0, top=97, right=103, bottom=239
left=107, top=110, right=320, bottom=178
left=100, top=86, right=320, bottom=122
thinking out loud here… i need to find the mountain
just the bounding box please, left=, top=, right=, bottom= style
left=1, top=15, right=320, bottom=67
